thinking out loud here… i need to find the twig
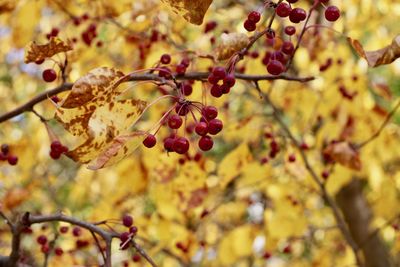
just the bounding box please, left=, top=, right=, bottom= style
left=0, top=72, right=314, bottom=124
left=131, top=240, right=157, bottom=267
left=90, top=230, right=107, bottom=265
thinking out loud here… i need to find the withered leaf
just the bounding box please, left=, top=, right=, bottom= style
left=0, top=0, right=16, bottom=14
left=348, top=35, right=400, bottom=67
left=161, top=0, right=213, bottom=25
left=24, top=37, right=73, bottom=64
left=323, top=141, right=362, bottom=170
left=215, top=33, right=249, bottom=60
left=55, top=67, right=147, bottom=169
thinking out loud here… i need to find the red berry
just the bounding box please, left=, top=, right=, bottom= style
left=322, top=170, right=330, bottom=179
left=173, top=137, right=190, bottom=154
left=212, top=67, right=226, bottom=80
left=164, top=137, right=175, bottom=152
left=195, top=122, right=208, bottom=136
left=284, top=26, right=296, bottom=36
left=50, top=150, right=61, bottom=160
left=202, top=106, right=218, bottom=120
left=122, top=214, right=133, bottom=227
left=158, top=66, right=171, bottom=78
left=263, top=251, right=272, bottom=259
left=55, top=247, right=63, bottom=256
left=7, top=155, right=18, bottom=165
left=325, top=6, right=340, bottom=22
left=176, top=64, right=186, bottom=75
left=175, top=103, right=190, bottom=116
left=160, top=54, right=171, bottom=64
left=204, top=21, right=217, bottom=33
left=41, top=244, right=50, bottom=254
left=207, top=73, right=218, bottom=84
left=42, top=69, right=57, bottom=82
left=208, top=119, right=223, bottom=135
left=143, top=134, right=157, bottom=148
left=35, top=59, right=44, bottom=65
left=276, top=2, right=291, bottom=17
left=37, top=235, right=47, bottom=245
left=289, top=8, right=307, bottom=23
left=210, top=84, right=222, bottom=98
left=1, top=144, right=9, bottom=155
left=129, top=226, right=138, bottom=234
left=182, top=84, right=193, bottom=96
left=198, top=136, right=214, bottom=151
left=248, top=11, right=261, bottom=23
left=288, top=154, right=296, bottom=162
left=168, top=114, right=183, bottom=129
left=281, top=41, right=294, bottom=55
left=244, top=20, right=256, bottom=32
left=59, top=226, right=69, bottom=234
left=267, top=60, right=285, bottom=75
left=223, top=74, right=236, bottom=88
left=72, top=227, right=81, bottom=237
left=120, top=232, right=130, bottom=242
left=132, top=254, right=141, bottom=262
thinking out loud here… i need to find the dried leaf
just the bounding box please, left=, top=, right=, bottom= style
left=0, top=0, right=16, bottom=14
left=24, top=37, right=73, bottom=64
left=161, top=0, right=213, bottom=25
left=215, top=33, right=249, bottom=60
left=348, top=35, right=400, bottom=67
left=323, top=141, right=362, bottom=170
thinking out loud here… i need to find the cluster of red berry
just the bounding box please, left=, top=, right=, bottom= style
left=36, top=234, right=63, bottom=256
left=49, top=140, right=69, bottom=160
left=0, top=144, right=18, bottom=166
left=119, top=214, right=139, bottom=250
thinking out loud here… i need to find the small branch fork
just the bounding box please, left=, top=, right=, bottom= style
left=0, top=211, right=157, bottom=267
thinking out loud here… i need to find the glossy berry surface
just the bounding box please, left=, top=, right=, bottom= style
left=122, top=214, right=133, bottom=227
left=42, top=69, right=57, bottom=82
left=195, top=122, right=208, bottom=136
left=198, top=136, right=213, bottom=151
left=267, top=60, right=285, bottom=75
left=208, top=119, right=223, bottom=135
left=284, top=26, right=296, bottom=36
left=325, top=6, right=340, bottom=21
left=160, top=54, right=171, bottom=64
left=248, top=11, right=261, bottom=23
left=276, top=2, right=291, bottom=17
left=244, top=20, right=256, bottom=32
left=143, top=134, right=157, bottom=148
left=289, top=8, right=307, bottom=23
left=173, top=137, right=189, bottom=154
left=168, top=114, right=183, bottom=129
left=202, top=106, right=218, bottom=120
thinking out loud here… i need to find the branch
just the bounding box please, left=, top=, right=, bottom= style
left=256, top=82, right=364, bottom=267
left=0, top=72, right=314, bottom=124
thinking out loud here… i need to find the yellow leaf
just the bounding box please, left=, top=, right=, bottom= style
left=161, top=0, right=213, bottom=25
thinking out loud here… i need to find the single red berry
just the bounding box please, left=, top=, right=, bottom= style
left=210, top=84, right=222, bottom=98
left=283, top=245, right=292, bottom=254
left=322, top=170, right=330, bottom=179
left=244, top=19, right=256, bottom=32
left=41, top=244, right=50, bottom=254
left=160, top=54, right=171, bottom=64
left=7, top=155, right=18, bottom=165
left=208, top=119, right=223, bottom=135
left=1, top=144, right=9, bottom=155
left=175, top=103, right=190, bottom=116
left=195, top=122, right=209, bottom=136
left=204, top=21, right=217, bottom=33
left=158, top=66, right=172, bottom=78
left=164, top=137, right=175, bottom=152
left=276, top=2, right=292, bottom=17
left=263, top=251, right=272, bottom=259
left=178, top=158, right=186, bottom=165
left=168, top=114, right=183, bottom=129
left=176, top=64, right=186, bottom=75
left=182, top=84, right=193, bottom=96
left=198, top=135, right=214, bottom=151
left=37, top=235, right=47, bottom=245
left=129, top=226, right=138, bottom=234
left=59, top=226, right=69, bottom=234
left=50, top=150, right=61, bottom=160
left=212, top=67, right=226, bottom=80
left=193, top=153, right=202, bottom=161
left=288, top=154, right=296, bottom=162
left=248, top=11, right=261, bottom=23
left=325, top=6, right=340, bottom=21
left=42, top=69, right=57, bottom=82
left=143, top=134, right=157, bottom=148
left=300, top=142, right=309, bottom=150
left=122, top=214, right=133, bottom=227
left=266, top=29, right=275, bottom=39
left=289, top=8, right=307, bottom=23
left=72, top=227, right=82, bottom=237
left=181, top=58, right=190, bottom=67
left=223, top=74, right=236, bottom=88
left=284, top=26, right=296, bottom=36
left=55, top=247, right=63, bottom=256
left=260, top=157, right=269, bottom=165
left=120, top=232, right=131, bottom=242
left=132, top=254, right=141, bottom=262
left=50, top=28, right=59, bottom=37
left=35, top=59, right=45, bottom=65
left=120, top=241, right=130, bottom=250
left=173, top=137, right=190, bottom=154
left=81, top=13, right=89, bottom=20
left=50, top=140, right=62, bottom=151
left=267, top=60, right=285, bottom=75
left=281, top=41, right=294, bottom=55
left=207, top=73, right=219, bottom=84
left=202, top=106, right=218, bottom=120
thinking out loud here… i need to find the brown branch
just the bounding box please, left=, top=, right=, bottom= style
left=256, top=82, right=364, bottom=267
left=0, top=72, right=314, bottom=124
left=131, top=240, right=157, bottom=267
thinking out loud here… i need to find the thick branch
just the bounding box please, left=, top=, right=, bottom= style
left=0, top=72, right=314, bottom=124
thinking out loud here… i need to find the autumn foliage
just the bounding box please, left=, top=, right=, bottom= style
left=0, top=0, right=400, bottom=267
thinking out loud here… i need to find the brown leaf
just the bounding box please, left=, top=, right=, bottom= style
left=215, top=33, right=249, bottom=60
left=323, top=142, right=362, bottom=170
left=24, top=37, right=73, bottom=64
left=348, top=35, right=400, bottom=67
left=0, top=0, right=16, bottom=14
left=161, top=0, right=213, bottom=25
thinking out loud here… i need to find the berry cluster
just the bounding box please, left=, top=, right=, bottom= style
left=243, top=11, right=261, bottom=32
left=119, top=215, right=138, bottom=250
left=36, top=234, right=63, bottom=256
left=49, top=141, right=68, bottom=160
left=0, top=144, right=18, bottom=166
left=207, top=66, right=235, bottom=98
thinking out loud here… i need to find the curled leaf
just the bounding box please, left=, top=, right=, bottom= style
left=161, top=0, right=213, bottom=25
left=348, top=35, right=400, bottom=67
left=24, top=37, right=73, bottom=64
left=323, top=141, right=362, bottom=170
left=215, top=33, right=249, bottom=60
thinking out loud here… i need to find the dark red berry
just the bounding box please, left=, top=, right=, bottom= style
left=7, top=155, right=18, bottom=165
left=160, top=54, right=171, bottom=64
left=210, top=84, right=222, bottom=98
left=59, top=226, right=69, bottom=234
left=202, top=106, right=218, bottom=120
left=244, top=20, right=256, bottom=32
left=288, top=154, right=296, bottom=162
left=281, top=41, right=294, bottom=55
left=143, top=134, right=157, bottom=148
left=212, top=67, right=226, bottom=80
left=248, top=11, right=261, bottom=23
left=1, top=144, right=9, bottom=155
left=322, top=170, right=330, bottom=179
left=173, top=137, right=190, bottom=154
left=72, top=227, right=81, bottom=237
left=195, top=122, right=208, bottom=136
left=289, top=8, right=307, bottom=23
left=207, top=73, right=218, bottom=84
left=267, top=60, right=285, bottom=75
left=176, top=64, right=186, bottom=75
left=175, top=103, right=190, bottom=116
left=223, top=74, right=236, bottom=88
left=129, top=226, right=138, bottom=234
left=50, top=150, right=61, bottom=160
left=55, top=247, right=63, bottom=256
left=41, top=244, right=50, bottom=254
left=182, top=84, right=193, bottom=96
left=158, top=66, right=171, bottom=78
left=263, top=251, right=272, bottom=259
left=42, top=69, right=57, bottom=82
left=35, top=59, right=45, bottom=65
left=208, top=119, right=223, bottom=135
left=199, top=136, right=213, bottom=151
left=120, top=232, right=131, bottom=242
left=276, top=2, right=291, bottom=17
left=204, top=21, right=217, bottom=33
left=37, top=235, right=47, bottom=245
left=132, top=254, right=141, bottom=262
left=284, top=26, right=296, bottom=36
left=168, top=114, right=183, bottom=129
left=122, top=214, right=133, bottom=227
left=325, top=6, right=340, bottom=21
